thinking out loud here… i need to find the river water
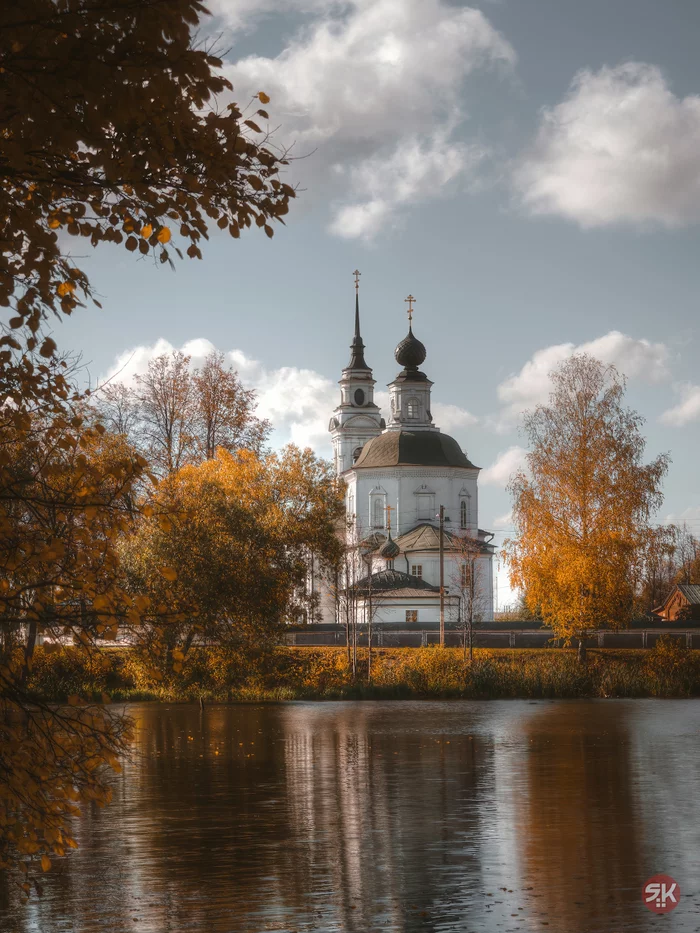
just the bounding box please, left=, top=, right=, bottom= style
left=2, top=699, right=700, bottom=932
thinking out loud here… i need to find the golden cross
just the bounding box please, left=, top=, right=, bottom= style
left=385, top=503, right=393, bottom=532
left=353, top=269, right=361, bottom=291
left=404, top=294, right=416, bottom=324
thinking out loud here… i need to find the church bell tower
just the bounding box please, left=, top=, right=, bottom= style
left=386, top=294, right=437, bottom=433
left=329, top=271, right=384, bottom=474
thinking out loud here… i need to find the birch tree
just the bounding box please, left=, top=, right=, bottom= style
left=504, top=355, right=669, bottom=640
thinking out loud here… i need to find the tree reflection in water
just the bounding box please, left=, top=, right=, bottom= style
left=2, top=700, right=700, bottom=932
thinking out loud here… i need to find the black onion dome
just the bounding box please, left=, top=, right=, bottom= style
left=379, top=534, right=400, bottom=560
left=395, top=326, right=426, bottom=371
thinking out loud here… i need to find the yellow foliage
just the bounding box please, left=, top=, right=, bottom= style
left=504, top=356, right=669, bottom=639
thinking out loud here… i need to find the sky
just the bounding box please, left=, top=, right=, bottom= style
left=50, top=0, right=700, bottom=607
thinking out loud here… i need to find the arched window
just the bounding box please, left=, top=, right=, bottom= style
left=407, top=398, right=419, bottom=419
left=460, top=499, right=468, bottom=529
left=373, top=497, right=384, bottom=528
left=352, top=446, right=363, bottom=462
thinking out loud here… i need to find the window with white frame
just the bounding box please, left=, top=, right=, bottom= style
left=372, top=496, right=385, bottom=528
left=348, top=493, right=355, bottom=521
left=411, top=564, right=423, bottom=578
left=406, top=610, right=418, bottom=623
left=460, top=499, right=468, bottom=529
left=407, top=397, right=419, bottom=419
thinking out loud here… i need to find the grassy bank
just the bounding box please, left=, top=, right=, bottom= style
left=26, top=638, right=700, bottom=702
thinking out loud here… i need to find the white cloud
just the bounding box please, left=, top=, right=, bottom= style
left=329, top=132, right=485, bottom=239
left=515, top=62, right=700, bottom=228
left=494, top=331, right=670, bottom=427
left=660, top=383, right=700, bottom=427
left=104, top=338, right=336, bottom=453
left=222, top=0, right=515, bottom=236
left=492, top=510, right=513, bottom=531
left=431, top=401, right=479, bottom=433
left=104, top=339, right=480, bottom=453
left=480, top=446, right=528, bottom=486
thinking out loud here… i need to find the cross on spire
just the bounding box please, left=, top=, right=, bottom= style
left=385, top=503, right=393, bottom=532
left=353, top=269, right=361, bottom=292
left=404, top=294, right=416, bottom=324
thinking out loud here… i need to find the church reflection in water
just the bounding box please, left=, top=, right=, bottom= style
left=2, top=700, right=700, bottom=933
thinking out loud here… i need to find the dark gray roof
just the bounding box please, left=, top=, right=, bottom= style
left=678, top=584, right=700, bottom=605
left=353, top=430, right=477, bottom=470
left=352, top=568, right=439, bottom=594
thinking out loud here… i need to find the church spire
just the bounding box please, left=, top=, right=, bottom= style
left=346, top=269, right=369, bottom=371
left=330, top=270, right=383, bottom=474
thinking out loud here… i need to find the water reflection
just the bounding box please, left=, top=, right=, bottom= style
left=2, top=699, right=700, bottom=932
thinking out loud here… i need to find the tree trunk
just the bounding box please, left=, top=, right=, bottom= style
left=21, top=619, right=38, bottom=685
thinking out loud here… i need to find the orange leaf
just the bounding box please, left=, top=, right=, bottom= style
left=157, top=227, right=171, bottom=244
left=258, top=91, right=270, bottom=104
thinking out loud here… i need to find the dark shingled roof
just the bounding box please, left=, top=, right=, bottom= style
left=353, top=430, right=477, bottom=470
left=352, top=568, right=439, bottom=595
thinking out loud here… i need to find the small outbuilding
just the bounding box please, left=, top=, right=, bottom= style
left=653, top=584, right=700, bottom=622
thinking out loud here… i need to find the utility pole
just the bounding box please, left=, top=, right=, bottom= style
left=439, top=504, right=445, bottom=647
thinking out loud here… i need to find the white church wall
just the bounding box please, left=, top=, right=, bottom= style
left=351, top=467, right=479, bottom=537
left=368, top=596, right=461, bottom=627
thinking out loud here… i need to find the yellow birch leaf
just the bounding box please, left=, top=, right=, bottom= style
left=157, top=227, right=171, bottom=244
left=141, top=223, right=153, bottom=239
left=40, top=855, right=51, bottom=872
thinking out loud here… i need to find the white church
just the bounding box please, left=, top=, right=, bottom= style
left=323, top=280, right=495, bottom=627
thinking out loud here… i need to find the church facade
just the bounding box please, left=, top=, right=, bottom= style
left=324, top=285, right=495, bottom=627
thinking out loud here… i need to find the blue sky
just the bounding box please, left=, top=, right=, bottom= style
left=52, top=0, right=700, bottom=602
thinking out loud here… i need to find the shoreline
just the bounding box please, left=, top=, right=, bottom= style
left=25, top=643, right=700, bottom=703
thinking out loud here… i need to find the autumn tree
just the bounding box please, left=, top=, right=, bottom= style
left=133, top=352, right=196, bottom=476
left=120, top=447, right=343, bottom=667
left=95, top=350, right=270, bottom=476
left=193, top=350, right=270, bottom=459
left=504, top=355, right=669, bottom=641
left=637, top=525, right=678, bottom=614
left=672, top=523, right=700, bottom=585
left=0, top=354, right=156, bottom=887
left=1, top=0, right=293, bottom=348
left=1, top=0, right=294, bottom=885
